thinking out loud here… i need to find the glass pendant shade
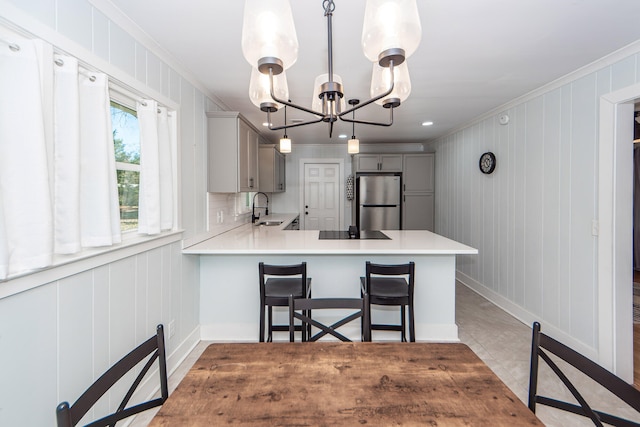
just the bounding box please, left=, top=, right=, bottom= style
left=361, top=0, right=422, bottom=62
left=311, top=74, right=346, bottom=114
left=249, top=67, right=289, bottom=109
left=279, top=137, right=292, bottom=153
left=242, top=0, right=299, bottom=70
left=370, top=61, right=411, bottom=106
left=347, top=138, right=360, bottom=154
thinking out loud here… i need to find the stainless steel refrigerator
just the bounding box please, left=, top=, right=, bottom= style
left=356, top=174, right=401, bottom=230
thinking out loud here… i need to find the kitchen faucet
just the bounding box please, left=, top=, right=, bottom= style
left=252, top=192, right=269, bottom=223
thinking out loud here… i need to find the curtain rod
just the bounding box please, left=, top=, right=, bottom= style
left=0, top=37, right=20, bottom=52
left=1, top=33, right=168, bottom=114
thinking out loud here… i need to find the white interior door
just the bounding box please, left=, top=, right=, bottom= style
left=303, top=163, right=340, bottom=230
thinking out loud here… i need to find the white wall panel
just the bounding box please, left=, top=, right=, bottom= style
left=58, top=270, right=93, bottom=402
left=135, top=42, right=146, bottom=84
left=570, top=74, right=597, bottom=346
left=611, top=56, right=637, bottom=92
left=147, top=51, right=163, bottom=94
left=109, top=22, right=136, bottom=77
left=57, top=0, right=92, bottom=50
left=135, top=251, right=149, bottom=342
left=541, top=89, right=561, bottom=326
left=524, top=96, right=544, bottom=315
left=194, top=91, right=207, bottom=237
left=147, top=248, right=164, bottom=335
left=92, top=8, right=110, bottom=61
left=0, top=285, right=57, bottom=426
left=428, top=46, right=640, bottom=356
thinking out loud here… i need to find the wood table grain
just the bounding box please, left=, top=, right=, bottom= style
left=149, top=342, right=543, bottom=426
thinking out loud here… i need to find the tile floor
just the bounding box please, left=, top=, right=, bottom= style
left=130, top=282, right=640, bottom=426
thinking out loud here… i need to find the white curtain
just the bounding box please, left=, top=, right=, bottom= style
left=0, top=41, right=123, bottom=279
left=53, top=57, right=121, bottom=250
left=137, top=100, right=174, bottom=235
left=0, top=37, right=53, bottom=279
left=53, top=54, right=81, bottom=253
left=77, top=70, right=121, bottom=247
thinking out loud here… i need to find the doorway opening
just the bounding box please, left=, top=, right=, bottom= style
left=598, top=84, right=640, bottom=384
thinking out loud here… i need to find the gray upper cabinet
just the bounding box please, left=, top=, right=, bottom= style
left=403, top=154, right=434, bottom=192
left=207, top=111, right=259, bottom=193
left=355, top=154, right=403, bottom=172
left=259, top=144, right=286, bottom=192
left=402, top=153, right=435, bottom=231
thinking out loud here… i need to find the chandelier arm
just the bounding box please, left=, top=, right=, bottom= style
left=338, top=62, right=396, bottom=117
left=340, top=107, right=394, bottom=127
left=268, top=69, right=324, bottom=118
left=266, top=115, right=325, bottom=132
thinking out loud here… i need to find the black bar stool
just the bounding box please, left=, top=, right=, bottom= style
left=259, top=262, right=312, bottom=342
left=360, top=261, right=415, bottom=342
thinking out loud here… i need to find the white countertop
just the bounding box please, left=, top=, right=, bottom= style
left=183, top=215, right=477, bottom=256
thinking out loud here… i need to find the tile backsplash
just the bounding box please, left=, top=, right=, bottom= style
left=207, top=192, right=252, bottom=236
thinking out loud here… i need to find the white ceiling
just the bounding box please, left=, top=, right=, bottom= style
left=107, top=0, right=640, bottom=145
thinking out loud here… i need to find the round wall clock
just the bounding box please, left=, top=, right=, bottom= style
left=479, top=152, right=496, bottom=174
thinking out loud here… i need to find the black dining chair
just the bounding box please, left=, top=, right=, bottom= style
left=288, top=295, right=371, bottom=342
left=360, top=261, right=415, bottom=342
left=56, top=324, right=168, bottom=427
left=259, top=262, right=312, bottom=342
left=528, top=321, right=640, bottom=426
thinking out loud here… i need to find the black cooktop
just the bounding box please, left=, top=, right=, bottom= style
left=318, top=230, right=390, bottom=240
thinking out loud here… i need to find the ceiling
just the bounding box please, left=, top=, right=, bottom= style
left=107, top=0, right=640, bottom=146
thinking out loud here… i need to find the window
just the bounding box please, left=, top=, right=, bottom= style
left=111, top=101, right=140, bottom=231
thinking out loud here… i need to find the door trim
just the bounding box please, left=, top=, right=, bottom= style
left=598, top=82, right=640, bottom=381
left=299, top=158, right=345, bottom=230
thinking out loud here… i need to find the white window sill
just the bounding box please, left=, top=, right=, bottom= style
left=0, top=230, right=184, bottom=300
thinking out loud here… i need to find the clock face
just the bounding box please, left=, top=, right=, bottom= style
left=479, top=152, right=496, bottom=174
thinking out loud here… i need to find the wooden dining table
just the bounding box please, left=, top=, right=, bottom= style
left=148, top=342, right=544, bottom=426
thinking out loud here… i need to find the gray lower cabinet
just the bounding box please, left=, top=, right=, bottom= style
left=402, top=153, right=435, bottom=231
left=259, top=145, right=286, bottom=192
left=403, top=193, right=434, bottom=230
left=206, top=111, right=258, bottom=193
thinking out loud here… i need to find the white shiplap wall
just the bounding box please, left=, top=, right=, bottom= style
left=426, top=48, right=640, bottom=358
left=0, top=0, right=216, bottom=425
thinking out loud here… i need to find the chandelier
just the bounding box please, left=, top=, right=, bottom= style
left=242, top=0, right=422, bottom=139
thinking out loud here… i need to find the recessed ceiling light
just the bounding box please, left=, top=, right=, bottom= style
left=422, top=121, right=434, bottom=126
left=262, top=122, right=270, bottom=127
left=338, top=134, right=348, bottom=139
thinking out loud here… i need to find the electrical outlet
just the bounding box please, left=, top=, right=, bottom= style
left=220, top=210, right=224, bottom=222
left=168, top=320, right=175, bottom=338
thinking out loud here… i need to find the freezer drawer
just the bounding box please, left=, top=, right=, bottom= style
left=358, top=206, right=400, bottom=230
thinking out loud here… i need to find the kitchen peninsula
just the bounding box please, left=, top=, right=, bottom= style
left=184, top=214, right=477, bottom=342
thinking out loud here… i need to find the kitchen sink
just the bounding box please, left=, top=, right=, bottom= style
left=257, top=220, right=283, bottom=226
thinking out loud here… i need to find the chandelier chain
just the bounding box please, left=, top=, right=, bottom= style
left=323, top=0, right=335, bottom=16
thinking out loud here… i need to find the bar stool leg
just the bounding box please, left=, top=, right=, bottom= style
left=401, top=305, right=407, bottom=342
left=259, top=302, right=266, bottom=342
left=409, top=301, right=416, bottom=342
left=268, top=306, right=273, bottom=342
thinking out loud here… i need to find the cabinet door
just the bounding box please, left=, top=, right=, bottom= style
left=403, top=154, right=434, bottom=192
left=207, top=115, right=240, bottom=193
left=403, top=193, right=434, bottom=231
left=240, top=124, right=258, bottom=192
left=356, top=154, right=381, bottom=172
left=379, top=154, right=403, bottom=172
left=276, top=151, right=286, bottom=191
